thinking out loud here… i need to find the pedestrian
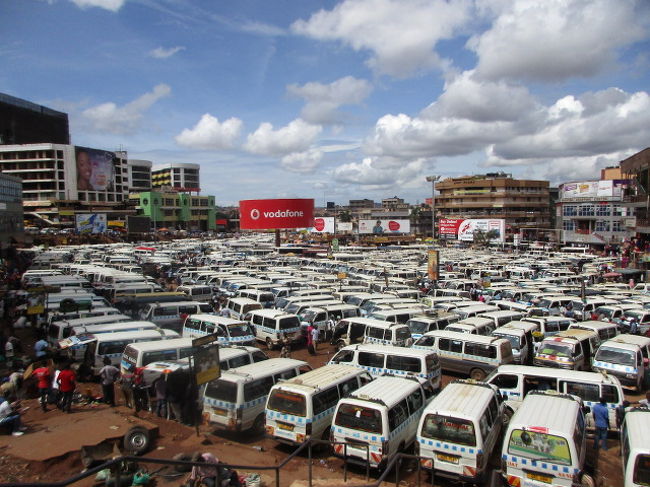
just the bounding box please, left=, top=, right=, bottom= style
left=153, top=375, right=168, bottom=418
left=33, top=336, right=49, bottom=360
left=616, top=400, right=631, bottom=429
left=311, top=326, right=320, bottom=352
left=306, top=324, right=315, bottom=356
left=592, top=396, right=609, bottom=451
left=326, top=318, right=335, bottom=342
left=98, top=357, right=120, bottom=407
left=637, top=391, right=650, bottom=408
left=119, top=366, right=135, bottom=408
left=132, top=367, right=149, bottom=415
left=56, top=362, right=76, bottom=413
left=279, top=333, right=291, bottom=358
left=4, top=339, right=14, bottom=369
left=33, top=360, right=51, bottom=412
left=0, top=396, right=26, bottom=436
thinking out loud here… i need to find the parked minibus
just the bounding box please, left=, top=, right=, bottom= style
left=492, top=321, right=537, bottom=365
left=501, top=390, right=593, bottom=487
left=120, top=337, right=194, bottom=375
left=592, top=334, right=650, bottom=391
left=47, top=313, right=131, bottom=346
left=265, top=364, right=373, bottom=445
left=445, top=317, right=496, bottom=336
left=621, top=408, right=650, bottom=487
left=299, top=304, right=361, bottom=332
left=182, top=314, right=255, bottom=346
left=329, top=344, right=441, bottom=390
left=139, top=301, right=213, bottom=331
left=478, top=310, right=524, bottom=329
left=225, top=297, right=263, bottom=320
left=485, top=364, right=624, bottom=429
left=245, top=309, right=303, bottom=349
left=417, top=380, right=506, bottom=483
left=568, top=320, right=619, bottom=342
left=203, top=358, right=312, bottom=432
left=361, top=319, right=413, bottom=347
left=451, top=304, right=499, bottom=320
left=405, top=313, right=459, bottom=340
left=237, top=289, right=275, bottom=308
left=331, top=376, right=432, bottom=468
left=534, top=329, right=600, bottom=371
left=413, top=330, right=513, bottom=381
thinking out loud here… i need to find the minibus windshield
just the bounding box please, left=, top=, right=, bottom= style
left=335, top=404, right=382, bottom=433
left=594, top=347, right=636, bottom=366
left=493, top=332, right=521, bottom=349
left=407, top=320, right=429, bottom=335
left=267, top=390, right=306, bottom=416
left=227, top=323, right=251, bottom=337
left=421, top=414, right=476, bottom=446
left=507, top=429, right=571, bottom=466
left=538, top=342, right=573, bottom=358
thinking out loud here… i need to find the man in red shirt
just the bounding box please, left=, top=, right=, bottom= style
left=56, top=362, right=76, bottom=413
left=33, top=360, right=51, bottom=412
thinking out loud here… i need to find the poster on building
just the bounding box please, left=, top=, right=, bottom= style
left=75, top=146, right=116, bottom=192
left=457, top=219, right=505, bottom=243
left=359, top=219, right=411, bottom=234
left=75, top=213, right=107, bottom=234
left=337, top=222, right=353, bottom=232
left=427, top=250, right=439, bottom=281
left=309, top=217, right=335, bottom=233
left=438, top=218, right=465, bottom=236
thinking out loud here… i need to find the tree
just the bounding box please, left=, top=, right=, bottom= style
left=338, top=210, right=352, bottom=223
left=473, top=229, right=499, bottom=248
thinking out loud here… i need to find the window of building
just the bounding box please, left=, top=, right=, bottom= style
left=577, top=205, right=594, bottom=217
left=595, top=204, right=610, bottom=216
left=595, top=220, right=610, bottom=232
left=563, top=220, right=576, bottom=231
left=612, top=221, right=625, bottom=232
left=563, top=205, right=577, bottom=217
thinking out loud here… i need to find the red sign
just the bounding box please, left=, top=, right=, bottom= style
left=388, top=220, right=400, bottom=231
left=239, top=199, right=314, bottom=230
left=313, top=218, right=325, bottom=231
left=438, top=218, right=465, bottom=235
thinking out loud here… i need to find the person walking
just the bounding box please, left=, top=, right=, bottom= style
left=132, top=367, right=149, bottom=415
left=592, top=397, right=609, bottom=451
left=311, top=326, right=320, bottom=352
left=57, top=362, right=76, bottom=413
left=33, top=336, right=49, bottom=360
left=153, top=375, right=168, bottom=418
left=33, top=360, right=51, bottom=412
left=98, top=357, right=120, bottom=407
left=306, top=324, right=315, bottom=356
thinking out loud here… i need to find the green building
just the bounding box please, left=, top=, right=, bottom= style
left=132, top=191, right=216, bottom=231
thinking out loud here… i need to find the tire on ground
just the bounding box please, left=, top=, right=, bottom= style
left=123, top=426, right=151, bottom=456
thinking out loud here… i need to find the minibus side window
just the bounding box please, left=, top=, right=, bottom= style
left=338, top=377, right=360, bottom=397
left=439, top=338, right=463, bottom=353
left=332, top=350, right=354, bottom=363
left=367, top=327, right=384, bottom=339
left=417, top=336, right=435, bottom=347
left=186, top=318, right=201, bottom=332
left=313, top=387, right=339, bottom=415
left=479, top=410, right=490, bottom=439
left=143, top=349, right=177, bottom=365
left=179, top=347, right=193, bottom=359
left=98, top=340, right=129, bottom=355
left=359, top=352, right=385, bottom=368
left=388, top=399, right=409, bottom=430
left=601, top=384, right=620, bottom=403
left=386, top=355, right=421, bottom=373
left=229, top=355, right=251, bottom=369
left=276, top=369, right=297, bottom=381
left=487, top=397, right=499, bottom=423
left=252, top=351, right=268, bottom=362
left=406, top=388, right=423, bottom=414
left=563, top=381, right=599, bottom=402
left=465, top=342, right=497, bottom=359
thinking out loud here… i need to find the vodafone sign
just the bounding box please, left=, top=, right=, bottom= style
left=239, top=199, right=314, bottom=230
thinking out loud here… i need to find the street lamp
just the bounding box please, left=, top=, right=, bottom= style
left=426, top=175, right=440, bottom=239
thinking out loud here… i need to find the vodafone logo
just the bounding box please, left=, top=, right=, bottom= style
left=250, top=209, right=260, bottom=220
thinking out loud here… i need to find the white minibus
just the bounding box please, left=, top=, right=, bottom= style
left=492, top=321, right=537, bottom=365
left=176, top=284, right=213, bottom=302
left=47, top=313, right=131, bottom=346
left=568, top=320, right=618, bottom=342
left=405, top=313, right=460, bottom=340
left=246, top=309, right=303, bottom=349
left=534, top=329, right=600, bottom=371
left=451, top=304, right=499, bottom=320
left=225, top=297, right=263, bottom=320
left=592, top=334, right=650, bottom=391
left=120, top=337, right=195, bottom=375
left=331, top=376, right=432, bottom=468
left=445, top=317, right=495, bottom=335
left=203, top=358, right=311, bottom=432
left=265, top=364, right=373, bottom=445
left=139, top=301, right=213, bottom=331
left=182, top=314, right=255, bottom=346
left=621, top=408, right=650, bottom=487
left=300, top=304, right=361, bottom=332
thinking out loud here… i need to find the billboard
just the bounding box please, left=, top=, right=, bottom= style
left=309, top=217, right=335, bottom=233
left=457, top=219, right=505, bottom=243
left=127, top=215, right=151, bottom=233
left=75, top=213, right=107, bottom=234
left=561, top=180, right=627, bottom=199
left=359, top=219, right=411, bottom=234
left=438, top=218, right=465, bottom=235
left=239, top=199, right=314, bottom=229
left=75, top=146, right=116, bottom=192
left=427, top=250, right=439, bottom=281
left=337, top=222, right=353, bottom=232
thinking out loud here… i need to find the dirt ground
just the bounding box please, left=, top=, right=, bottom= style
left=0, top=340, right=637, bottom=487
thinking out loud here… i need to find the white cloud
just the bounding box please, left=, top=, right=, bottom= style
left=469, top=0, right=649, bottom=82
left=287, top=76, right=372, bottom=124
left=149, top=46, right=185, bottom=59
left=81, top=84, right=171, bottom=135
left=292, top=0, right=472, bottom=77
left=244, top=119, right=322, bottom=156
left=240, top=20, right=286, bottom=37
left=332, top=156, right=429, bottom=190
left=70, top=0, right=125, bottom=11
left=175, top=113, right=243, bottom=150
left=281, top=149, right=323, bottom=173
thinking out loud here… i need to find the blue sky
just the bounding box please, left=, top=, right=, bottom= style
left=2, top=0, right=649, bottom=206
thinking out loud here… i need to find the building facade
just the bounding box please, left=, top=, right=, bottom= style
left=0, top=93, right=70, bottom=146
left=127, top=159, right=152, bottom=192
left=0, top=173, right=24, bottom=247
left=435, top=173, right=551, bottom=236
left=620, top=148, right=650, bottom=235
left=132, top=191, right=216, bottom=231
left=151, top=163, right=200, bottom=192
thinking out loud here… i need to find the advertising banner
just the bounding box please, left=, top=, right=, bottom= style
left=75, top=213, right=107, bottom=234
left=337, top=222, right=353, bottom=232
left=457, top=219, right=505, bottom=243
left=239, top=199, right=314, bottom=229
left=194, top=343, right=221, bottom=386
left=438, top=218, right=465, bottom=236
left=561, top=180, right=626, bottom=199
left=75, top=146, right=116, bottom=192
left=309, top=217, right=335, bottom=233
left=127, top=215, right=151, bottom=233
left=359, top=219, right=411, bottom=234
left=427, top=250, right=439, bottom=281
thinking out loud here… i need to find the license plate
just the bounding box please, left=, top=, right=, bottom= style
left=278, top=422, right=294, bottom=431
left=213, top=407, right=228, bottom=416
left=436, top=453, right=459, bottom=464
left=526, top=472, right=553, bottom=483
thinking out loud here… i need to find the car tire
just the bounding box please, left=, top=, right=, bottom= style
left=123, top=426, right=151, bottom=456
left=470, top=368, right=486, bottom=381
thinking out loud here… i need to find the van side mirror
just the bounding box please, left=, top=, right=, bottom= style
left=583, top=406, right=591, bottom=415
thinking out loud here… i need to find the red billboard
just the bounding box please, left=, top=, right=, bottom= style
left=438, top=218, right=464, bottom=235
left=239, top=199, right=314, bottom=229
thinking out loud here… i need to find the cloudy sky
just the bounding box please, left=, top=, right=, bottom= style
left=2, top=0, right=649, bottom=205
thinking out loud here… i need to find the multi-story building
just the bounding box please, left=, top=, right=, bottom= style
left=151, top=162, right=200, bottom=192
left=349, top=199, right=375, bottom=209
left=381, top=196, right=409, bottom=210
left=0, top=173, right=24, bottom=247
left=620, top=148, right=650, bottom=235
left=131, top=191, right=216, bottom=231
left=0, top=93, right=70, bottom=145
left=127, top=159, right=152, bottom=191
left=435, top=173, right=551, bottom=236
left=0, top=143, right=130, bottom=227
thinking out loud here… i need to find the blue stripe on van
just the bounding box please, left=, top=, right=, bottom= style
left=503, top=454, right=578, bottom=475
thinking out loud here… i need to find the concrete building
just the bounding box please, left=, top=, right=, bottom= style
left=435, top=173, right=551, bottom=236
left=0, top=173, right=24, bottom=247
left=0, top=93, right=70, bottom=146
left=151, top=162, right=200, bottom=192
left=127, top=159, right=152, bottom=191
left=381, top=196, right=409, bottom=210
left=131, top=191, right=216, bottom=231
left=349, top=199, right=375, bottom=209
left=620, top=148, right=650, bottom=235
left=0, top=143, right=130, bottom=227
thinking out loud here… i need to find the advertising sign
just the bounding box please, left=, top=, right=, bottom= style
left=127, top=215, right=151, bottom=233
left=239, top=199, right=314, bottom=229
left=192, top=334, right=221, bottom=386
left=337, top=222, right=353, bottom=232
left=427, top=250, right=439, bottom=281
left=457, top=219, right=505, bottom=243
left=438, top=218, right=465, bottom=236
left=561, top=180, right=626, bottom=199
left=75, top=213, right=107, bottom=234
left=309, top=217, right=335, bottom=233
left=359, top=219, right=411, bottom=234
left=75, top=146, right=116, bottom=192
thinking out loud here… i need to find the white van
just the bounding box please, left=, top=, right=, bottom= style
left=237, top=289, right=275, bottom=308
left=331, top=376, right=432, bottom=468
left=451, top=304, right=499, bottom=320
left=417, top=380, right=505, bottom=483
left=621, top=408, right=650, bottom=487
left=592, top=334, right=650, bottom=391
left=246, top=309, right=303, bottom=349
left=445, top=317, right=495, bottom=336
left=120, top=337, right=195, bottom=375
left=140, top=301, right=213, bottom=331
left=182, top=314, right=255, bottom=346
left=501, top=391, right=593, bottom=487
left=534, top=329, right=600, bottom=371
left=478, top=310, right=524, bottom=329
left=203, top=358, right=312, bottom=432
left=225, top=297, right=263, bottom=321
left=300, top=304, right=361, bottom=332
left=568, top=320, right=619, bottom=342
left=368, top=307, right=430, bottom=325
left=413, top=330, right=514, bottom=381
left=405, top=313, right=460, bottom=340
left=265, top=364, right=373, bottom=445
left=329, top=344, right=441, bottom=391
left=486, top=364, right=625, bottom=430
left=47, top=313, right=131, bottom=346
left=492, top=321, right=537, bottom=365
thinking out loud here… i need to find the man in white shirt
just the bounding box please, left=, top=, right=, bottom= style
left=0, top=398, right=25, bottom=436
